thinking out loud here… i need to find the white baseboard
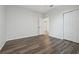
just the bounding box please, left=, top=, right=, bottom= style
left=49, top=34, right=63, bottom=39
left=7, top=34, right=40, bottom=41
left=0, top=40, right=7, bottom=50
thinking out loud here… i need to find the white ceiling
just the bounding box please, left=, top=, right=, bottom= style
left=20, top=5, right=79, bottom=14
left=20, top=5, right=54, bottom=13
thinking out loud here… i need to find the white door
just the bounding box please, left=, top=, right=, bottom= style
left=39, top=17, right=49, bottom=35
left=64, top=10, right=79, bottom=43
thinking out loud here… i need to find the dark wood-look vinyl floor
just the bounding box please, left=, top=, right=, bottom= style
left=0, top=35, right=79, bottom=54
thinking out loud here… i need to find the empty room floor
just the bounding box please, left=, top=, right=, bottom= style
left=0, top=35, right=79, bottom=54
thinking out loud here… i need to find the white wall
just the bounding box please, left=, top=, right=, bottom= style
left=0, top=6, right=6, bottom=49
left=46, top=5, right=79, bottom=39
left=6, top=6, right=42, bottom=41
